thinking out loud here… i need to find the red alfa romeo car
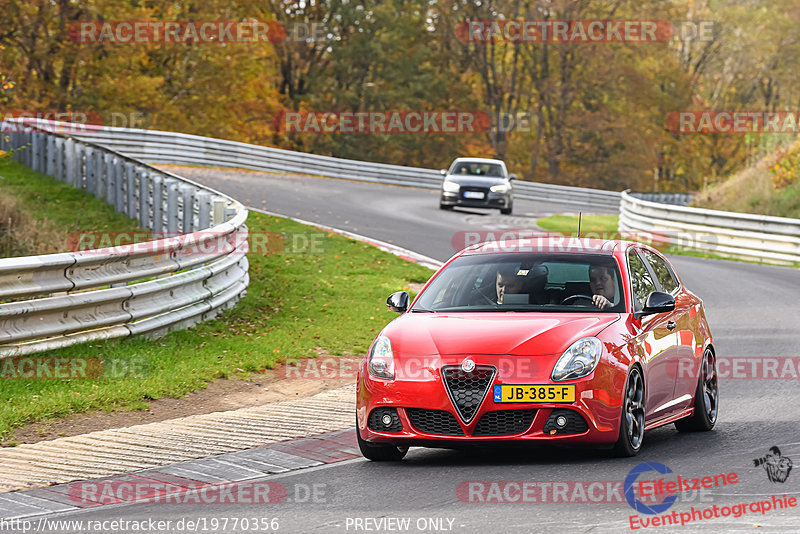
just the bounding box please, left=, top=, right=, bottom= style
left=356, top=237, right=718, bottom=460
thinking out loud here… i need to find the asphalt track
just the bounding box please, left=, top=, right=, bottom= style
left=30, top=170, right=800, bottom=533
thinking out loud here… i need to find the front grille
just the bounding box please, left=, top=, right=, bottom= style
left=442, top=365, right=496, bottom=423
left=543, top=409, right=589, bottom=435
left=406, top=408, right=464, bottom=436
left=368, top=407, right=403, bottom=433
left=473, top=409, right=537, bottom=436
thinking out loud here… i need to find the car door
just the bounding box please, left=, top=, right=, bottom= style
left=639, top=249, right=697, bottom=406
left=627, top=248, right=681, bottom=420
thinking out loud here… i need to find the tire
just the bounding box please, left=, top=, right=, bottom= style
left=356, top=421, right=408, bottom=461
left=500, top=204, right=512, bottom=215
left=675, top=348, right=718, bottom=432
left=439, top=203, right=453, bottom=210
left=613, top=366, right=645, bottom=457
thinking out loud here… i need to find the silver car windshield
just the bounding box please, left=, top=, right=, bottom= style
left=413, top=253, right=624, bottom=313
left=451, top=162, right=504, bottom=177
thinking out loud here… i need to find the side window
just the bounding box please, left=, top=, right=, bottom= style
left=628, top=250, right=656, bottom=311
left=641, top=250, right=678, bottom=294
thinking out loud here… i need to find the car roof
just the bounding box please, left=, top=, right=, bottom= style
left=451, top=157, right=506, bottom=165
left=460, top=236, right=620, bottom=255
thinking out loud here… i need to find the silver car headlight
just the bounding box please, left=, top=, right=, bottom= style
left=368, top=335, right=395, bottom=380
left=551, top=337, right=602, bottom=381
left=442, top=180, right=460, bottom=193
left=490, top=183, right=509, bottom=193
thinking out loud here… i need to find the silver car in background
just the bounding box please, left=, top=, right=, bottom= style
left=439, top=157, right=516, bottom=214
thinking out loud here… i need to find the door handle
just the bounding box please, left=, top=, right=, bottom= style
left=667, top=321, right=677, bottom=331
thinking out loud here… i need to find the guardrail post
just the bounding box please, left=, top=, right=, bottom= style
left=93, top=148, right=105, bottom=199
left=41, top=132, right=49, bottom=173
left=212, top=198, right=227, bottom=226
left=34, top=132, right=43, bottom=172
left=127, top=165, right=138, bottom=219
left=105, top=154, right=116, bottom=206
left=25, top=131, right=32, bottom=166
left=152, top=175, right=164, bottom=234
left=181, top=186, right=195, bottom=233
left=116, top=162, right=127, bottom=213
left=54, top=138, right=64, bottom=181
left=73, top=143, right=83, bottom=189
left=34, top=132, right=43, bottom=173
left=85, top=146, right=96, bottom=192
left=47, top=136, right=57, bottom=177
left=197, top=192, right=212, bottom=230
left=166, top=179, right=180, bottom=233
left=63, top=138, right=74, bottom=186
left=139, top=172, right=152, bottom=229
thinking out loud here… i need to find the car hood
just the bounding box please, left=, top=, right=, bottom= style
left=383, top=313, right=620, bottom=356
left=445, top=176, right=508, bottom=188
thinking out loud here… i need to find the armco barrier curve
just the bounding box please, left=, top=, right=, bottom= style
left=0, top=120, right=249, bottom=357
left=56, top=119, right=798, bottom=263
left=619, top=190, right=800, bottom=264
left=35, top=122, right=623, bottom=212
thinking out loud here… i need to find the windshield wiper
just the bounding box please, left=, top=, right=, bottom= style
left=411, top=307, right=435, bottom=313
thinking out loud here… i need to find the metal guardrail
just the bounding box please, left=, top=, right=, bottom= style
left=33, top=122, right=623, bottom=212
left=631, top=192, right=694, bottom=206
left=0, top=120, right=250, bottom=357
left=619, top=190, right=800, bottom=264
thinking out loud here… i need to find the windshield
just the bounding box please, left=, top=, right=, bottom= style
left=451, top=162, right=504, bottom=177
left=413, top=253, right=624, bottom=313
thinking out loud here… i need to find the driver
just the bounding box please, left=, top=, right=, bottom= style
left=496, top=267, right=526, bottom=304
left=589, top=265, right=617, bottom=309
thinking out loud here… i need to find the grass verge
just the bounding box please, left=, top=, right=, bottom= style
left=0, top=160, right=144, bottom=257
left=0, top=207, right=433, bottom=442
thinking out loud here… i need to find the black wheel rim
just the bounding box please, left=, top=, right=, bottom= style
left=702, top=350, right=718, bottom=423
left=625, top=368, right=645, bottom=449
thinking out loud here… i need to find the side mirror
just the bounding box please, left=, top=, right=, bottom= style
left=509, top=173, right=517, bottom=180
left=642, top=291, right=675, bottom=316
left=439, top=169, right=447, bottom=176
left=386, top=291, right=410, bottom=313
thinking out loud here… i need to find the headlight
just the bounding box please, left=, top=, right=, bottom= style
left=490, top=183, right=509, bottom=193
left=368, top=335, right=395, bottom=380
left=551, top=337, right=602, bottom=381
left=442, top=180, right=460, bottom=192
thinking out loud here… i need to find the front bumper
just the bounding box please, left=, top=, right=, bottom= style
left=357, top=355, right=625, bottom=446
left=440, top=190, right=511, bottom=209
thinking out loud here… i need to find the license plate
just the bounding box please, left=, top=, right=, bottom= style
left=494, top=384, right=576, bottom=403
left=464, top=191, right=485, bottom=199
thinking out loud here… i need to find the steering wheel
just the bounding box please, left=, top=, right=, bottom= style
left=561, top=294, right=594, bottom=306
left=471, top=288, right=498, bottom=306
